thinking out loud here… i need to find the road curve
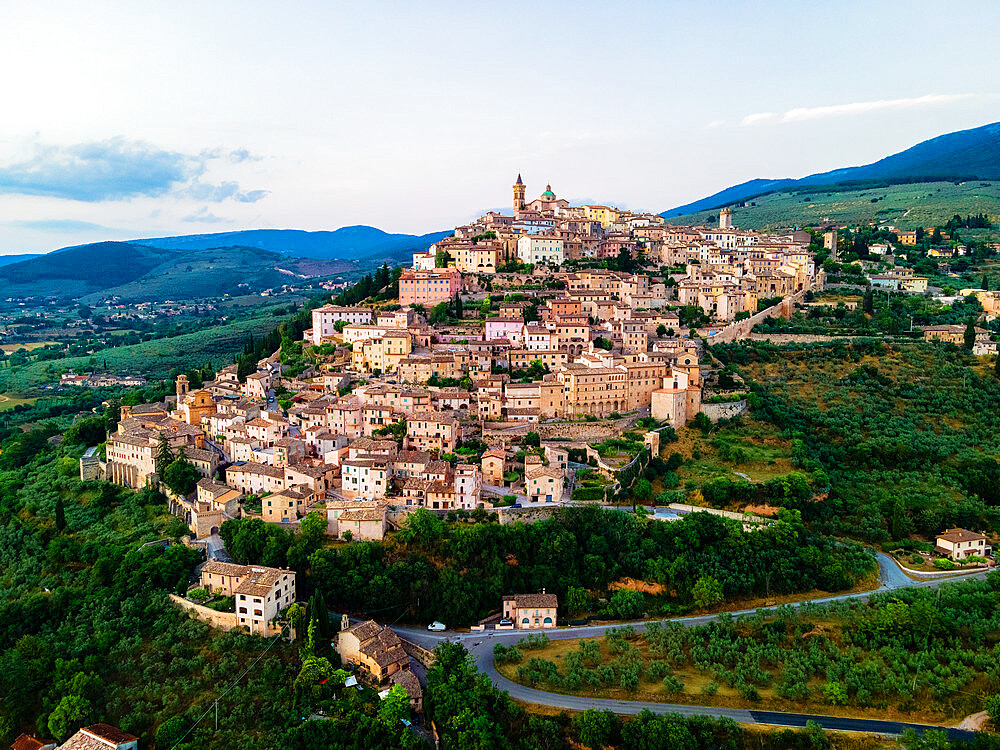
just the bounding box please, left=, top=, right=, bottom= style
left=471, top=643, right=975, bottom=741
left=393, top=553, right=990, bottom=738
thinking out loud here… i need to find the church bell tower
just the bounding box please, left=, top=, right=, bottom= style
left=513, top=173, right=526, bottom=216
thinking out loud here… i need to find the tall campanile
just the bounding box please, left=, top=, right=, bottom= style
left=513, top=173, right=526, bottom=216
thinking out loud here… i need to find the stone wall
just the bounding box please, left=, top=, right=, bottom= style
left=700, top=285, right=814, bottom=345
left=398, top=636, right=437, bottom=667
left=700, top=399, right=748, bottom=422
left=169, top=594, right=240, bottom=631
left=496, top=505, right=561, bottom=525
left=482, top=414, right=639, bottom=445
left=747, top=333, right=859, bottom=344
left=79, top=455, right=106, bottom=481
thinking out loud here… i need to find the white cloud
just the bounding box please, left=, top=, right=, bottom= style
left=741, top=112, right=776, bottom=126
left=705, top=119, right=726, bottom=129
left=740, top=94, right=981, bottom=126
left=781, top=94, right=974, bottom=122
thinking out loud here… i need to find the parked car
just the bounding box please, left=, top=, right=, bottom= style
left=510, top=503, right=522, bottom=508
left=498, top=619, right=512, bottom=627
left=427, top=621, right=446, bottom=631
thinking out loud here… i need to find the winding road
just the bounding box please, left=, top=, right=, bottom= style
left=394, top=553, right=991, bottom=740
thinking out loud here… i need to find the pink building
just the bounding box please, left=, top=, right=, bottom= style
left=484, top=317, right=525, bottom=345
left=399, top=268, right=462, bottom=307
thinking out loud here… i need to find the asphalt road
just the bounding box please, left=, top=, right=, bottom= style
left=392, top=553, right=990, bottom=738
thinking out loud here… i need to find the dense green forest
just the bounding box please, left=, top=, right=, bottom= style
left=221, top=504, right=875, bottom=627
left=711, top=340, right=1000, bottom=540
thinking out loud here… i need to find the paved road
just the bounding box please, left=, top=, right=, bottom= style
left=393, top=553, right=990, bottom=737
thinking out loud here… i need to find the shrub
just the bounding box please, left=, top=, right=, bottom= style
left=188, top=588, right=209, bottom=601
left=662, top=675, right=685, bottom=693
left=519, top=633, right=550, bottom=650
left=494, top=644, right=523, bottom=665
left=933, top=558, right=957, bottom=570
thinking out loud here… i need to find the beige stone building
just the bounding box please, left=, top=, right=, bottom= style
left=405, top=412, right=458, bottom=453
left=336, top=617, right=411, bottom=684
left=200, top=561, right=296, bottom=636
left=935, top=528, right=990, bottom=561
left=502, top=592, right=558, bottom=629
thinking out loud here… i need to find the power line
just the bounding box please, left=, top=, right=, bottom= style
left=169, top=623, right=288, bottom=749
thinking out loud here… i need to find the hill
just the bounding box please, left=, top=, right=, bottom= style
left=0, top=242, right=177, bottom=298
left=77, top=245, right=355, bottom=303
left=661, top=121, right=1000, bottom=218
left=1, top=224, right=447, bottom=302
left=0, top=253, right=41, bottom=267
left=664, top=179, right=1000, bottom=231
left=133, top=226, right=451, bottom=260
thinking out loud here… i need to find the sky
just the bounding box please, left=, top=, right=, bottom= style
left=1, top=0, right=999, bottom=255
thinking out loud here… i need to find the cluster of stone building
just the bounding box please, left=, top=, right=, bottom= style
left=398, top=178, right=821, bottom=323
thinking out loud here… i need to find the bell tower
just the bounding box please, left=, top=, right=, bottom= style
left=176, top=374, right=189, bottom=398
left=513, top=173, right=526, bottom=216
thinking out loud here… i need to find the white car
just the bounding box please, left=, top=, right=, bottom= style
left=427, top=621, right=446, bottom=631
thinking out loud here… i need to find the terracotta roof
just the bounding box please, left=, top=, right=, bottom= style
left=226, top=461, right=284, bottom=479
left=81, top=725, right=138, bottom=745
left=202, top=560, right=251, bottom=577
left=505, top=592, right=558, bottom=609
left=345, top=619, right=382, bottom=641
left=10, top=734, right=53, bottom=750
left=339, top=507, right=387, bottom=522
left=937, top=528, right=986, bottom=543
left=235, top=566, right=289, bottom=597
left=389, top=668, right=423, bottom=699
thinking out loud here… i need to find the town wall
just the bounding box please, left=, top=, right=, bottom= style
left=701, top=286, right=812, bottom=345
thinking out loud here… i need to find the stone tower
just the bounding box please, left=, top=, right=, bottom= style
left=341, top=613, right=350, bottom=632
left=176, top=373, right=189, bottom=398
left=513, top=173, right=526, bottom=216
left=719, top=207, right=733, bottom=230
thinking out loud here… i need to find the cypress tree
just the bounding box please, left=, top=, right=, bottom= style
left=314, top=590, right=331, bottom=641
left=55, top=495, right=66, bottom=532
left=964, top=318, right=977, bottom=350
left=155, top=434, right=175, bottom=478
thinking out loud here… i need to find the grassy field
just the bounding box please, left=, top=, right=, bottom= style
left=671, top=420, right=796, bottom=485
left=0, top=341, right=60, bottom=354
left=0, top=393, right=37, bottom=411
left=666, top=179, right=1000, bottom=232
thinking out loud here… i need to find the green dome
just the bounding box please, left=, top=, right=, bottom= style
left=541, top=184, right=555, bottom=197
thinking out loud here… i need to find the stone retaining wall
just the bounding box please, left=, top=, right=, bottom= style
left=398, top=636, right=437, bottom=667
left=700, top=399, right=748, bottom=422
left=169, top=594, right=239, bottom=631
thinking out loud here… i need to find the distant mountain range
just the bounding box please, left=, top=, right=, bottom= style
left=129, top=226, right=451, bottom=261
left=0, top=225, right=450, bottom=302
left=662, top=121, right=1000, bottom=217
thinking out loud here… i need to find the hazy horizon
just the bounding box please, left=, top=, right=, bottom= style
left=2, top=0, right=999, bottom=255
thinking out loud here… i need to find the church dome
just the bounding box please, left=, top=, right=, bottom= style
left=541, top=184, right=555, bottom=197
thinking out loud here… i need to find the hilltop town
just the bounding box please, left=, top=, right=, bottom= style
left=85, top=177, right=825, bottom=540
